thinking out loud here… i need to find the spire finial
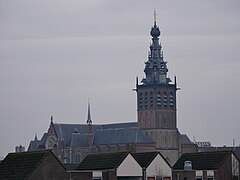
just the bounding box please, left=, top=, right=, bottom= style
left=34, top=133, right=38, bottom=141
left=50, top=115, right=53, bottom=125
left=87, top=99, right=92, bottom=125
left=153, top=8, right=157, bottom=25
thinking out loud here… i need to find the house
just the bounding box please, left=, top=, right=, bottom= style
left=132, top=152, right=172, bottom=180
left=0, top=150, right=68, bottom=180
left=172, top=151, right=240, bottom=180
left=76, top=152, right=142, bottom=180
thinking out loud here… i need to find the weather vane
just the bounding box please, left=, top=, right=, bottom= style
left=153, top=8, right=157, bottom=24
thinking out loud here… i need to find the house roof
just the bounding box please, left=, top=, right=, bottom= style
left=132, top=151, right=159, bottom=168
left=197, top=146, right=240, bottom=160
left=0, top=150, right=52, bottom=180
left=64, top=164, right=79, bottom=171
left=173, top=151, right=233, bottom=170
left=77, top=152, right=130, bottom=171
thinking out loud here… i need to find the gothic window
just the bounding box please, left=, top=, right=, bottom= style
left=170, top=92, right=174, bottom=108
left=157, top=92, right=161, bottom=108
left=46, top=135, right=57, bottom=149
left=76, top=152, right=81, bottom=163
left=163, top=92, right=167, bottom=108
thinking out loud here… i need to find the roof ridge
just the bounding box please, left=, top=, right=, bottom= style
left=8, top=149, right=51, bottom=156
left=183, top=150, right=232, bottom=156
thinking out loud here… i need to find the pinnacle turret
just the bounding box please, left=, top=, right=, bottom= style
left=141, top=10, right=170, bottom=85
left=86, top=99, right=92, bottom=125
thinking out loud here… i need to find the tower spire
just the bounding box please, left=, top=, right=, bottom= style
left=153, top=8, right=157, bottom=25
left=34, top=133, right=38, bottom=141
left=86, top=99, right=92, bottom=124
left=50, top=115, right=53, bottom=125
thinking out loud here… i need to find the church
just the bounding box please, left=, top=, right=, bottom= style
left=28, top=13, right=196, bottom=166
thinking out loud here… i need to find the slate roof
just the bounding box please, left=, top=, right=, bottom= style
left=173, top=151, right=233, bottom=170
left=53, top=122, right=138, bottom=145
left=179, top=133, right=194, bottom=145
left=53, top=124, right=97, bottom=144
left=64, top=164, right=79, bottom=171
left=197, top=146, right=240, bottom=160
left=77, top=152, right=129, bottom=170
left=0, top=150, right=52, bottom=180
left=52, top=122, right=151, bottom=147
left=66, top=133, right=89, bottom=147
left=132, top=151, right=171, bottom=168
left=132, top=151, right=159, bottom=168
left=94, top=127, right=152, bottom=145
left=27, top=140, right=41, bottom=151
left=28, top=133, right=48, bottom=151
left=101, top=122, right=138, bottom=129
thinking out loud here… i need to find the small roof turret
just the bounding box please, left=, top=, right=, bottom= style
left=86, top=99, right=92, bottom=125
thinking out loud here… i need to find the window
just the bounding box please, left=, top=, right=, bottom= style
left=139, top=92, right=143, bottom=109
left=196, top=177, right=202, bottom=180
left=157, top=92, right=161, bottom=108
left=207, top=177, right=214, bottom=180
left=93, top=178, right=101, bottom=180
left=144, top=92, right=148, bottom=108
left=76, top=153, right=81, bottom=163
left=150, top=92, right=153, bottom=108
left=163, top=93, right=167, bottom=108
left=170, top=93, right=174, bottom=108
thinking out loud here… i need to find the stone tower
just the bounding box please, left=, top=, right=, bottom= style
left=136, top=11, right=179, bottom=165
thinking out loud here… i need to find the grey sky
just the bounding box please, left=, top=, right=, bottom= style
left=0, top=0, right=240, bottom=157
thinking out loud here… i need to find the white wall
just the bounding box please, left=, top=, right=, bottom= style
left=146, top=154, right=172, bottom=178
left=117, top=154, right=142, bottom=177
left=93, top=171, right=102, bottom=178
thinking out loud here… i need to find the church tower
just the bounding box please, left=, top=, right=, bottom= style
left=136, top=11, right=179, bottom=165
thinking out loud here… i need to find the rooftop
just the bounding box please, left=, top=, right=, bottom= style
left=173, top=150, right=234, bottom=170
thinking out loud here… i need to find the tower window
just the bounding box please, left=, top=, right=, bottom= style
left=150, top=92, right=153, bottom=108
left=164, top=93, right=167, bottom=108
left=139, top=92, right=143, bottom=109
left=144, top=92, right=148, bottom=108
left=157, top=92, right=161, bottom=108
left=170, top=93, right=174, bottom=108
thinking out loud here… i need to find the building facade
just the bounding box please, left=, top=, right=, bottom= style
left=172, top=151, right=240, bottom=180
left=0, top=150, right=68, bottom=180
left=28, top=13, right=196, bottom=166
left=135, top=11, right=180, bottom=165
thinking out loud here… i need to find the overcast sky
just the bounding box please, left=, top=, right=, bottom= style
left=0, top=0, right=240, bottom=157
